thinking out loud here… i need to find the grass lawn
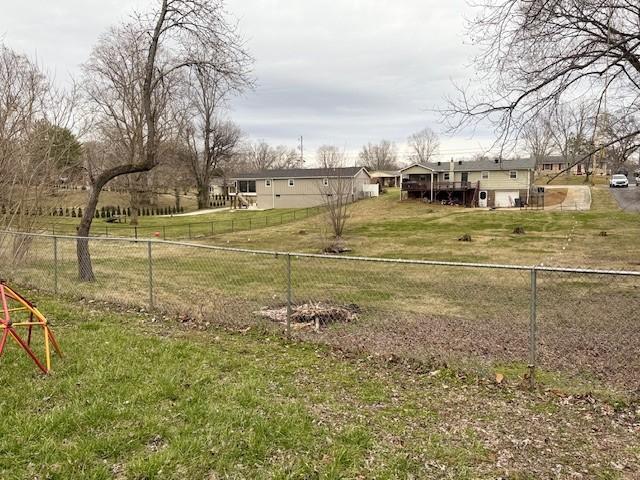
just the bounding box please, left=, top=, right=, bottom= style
left=534, top=174, right=610, bottom=186
left=43, top=189, right=200, bottom=212
left=42, top=207, right=320, bottom=239
left=1, top=296, right=638, bottom=479
left=203, top=187, right=639, bottom=270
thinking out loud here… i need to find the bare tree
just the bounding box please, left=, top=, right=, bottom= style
left=523, top=110, right=554, bottom=165
left=599, top=111, right=640, bottom=173
left=408, top=128, right=440, bottom=163
left=180, top=53, right=251, bottom=209
left=241, top=141, right=302, bottom=171
left=77, top=0, right=252, bottom=281
left=0, top=44, right=79, bottom=246
left=317, top=145, right=343, bottom=169
left=445, top=1, right=640, bottom=175
left=318, top=155, right=352, bottom=246
left=359, top=140, right=398, bottom=170
left=183, top=117, right=242, bottom=208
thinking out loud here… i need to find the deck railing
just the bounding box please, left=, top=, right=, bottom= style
left=402, top=181, right=474, bottom=191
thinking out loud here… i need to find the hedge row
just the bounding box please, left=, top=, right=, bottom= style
left=1, top=197, right=230, bottom=219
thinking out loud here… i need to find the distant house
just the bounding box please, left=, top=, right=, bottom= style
left=208, top=176, right=230, bottom=197
left=228, top=167, right=373, bottom=209
left=400, top=157, right=536, bottom=208
left=535, top=155, right=609, bottom=176
left=369, top=170, right=400, bottom=188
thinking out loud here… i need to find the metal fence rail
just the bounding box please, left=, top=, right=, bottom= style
left=1, top=230, right=638, bottom=393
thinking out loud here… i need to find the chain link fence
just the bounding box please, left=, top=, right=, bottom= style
left=1, top=230, right=638, bottom=394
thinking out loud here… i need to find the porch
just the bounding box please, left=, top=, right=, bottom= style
left=401, top=177, right=479, bottom=206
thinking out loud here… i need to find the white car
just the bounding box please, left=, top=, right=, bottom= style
left=610, top=174, right=629, bottom=188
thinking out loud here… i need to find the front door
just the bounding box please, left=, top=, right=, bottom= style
left=479, top=190, right=488, bottom=207
left=461, top=172, right=469, bottom=184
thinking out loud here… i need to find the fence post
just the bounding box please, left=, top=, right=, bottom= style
left=528, top=267, right=538, bottom=389
left=147, top=241, right=154, bottom=309
left=231, top=220, right=234, bottom=233
left=105, top=226, right=109, bottom=237
left=286, top=253, right=292, bottom=336
left=53, top=236, right=58, bottom=294
left=134, top=226, right=138, bottom=239
left=210, top=222, right=214, bottom=236
left=162, top=225, right=166, bottom=240
left=249, top=218, right=252, bottom=231
left=188, top=224, right=192, bottom=239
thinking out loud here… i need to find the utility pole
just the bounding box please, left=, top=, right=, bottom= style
left=299, top=136, right=304, bottom=165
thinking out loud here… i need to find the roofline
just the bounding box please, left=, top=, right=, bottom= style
left=230, top=167, right=370, bottom=181
left=400, top=161, right=535, bottom=173
left=399, top=163, right=436, bottom=173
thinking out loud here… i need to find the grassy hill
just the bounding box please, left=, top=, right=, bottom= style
left=202, top=187, right=638, bottom=270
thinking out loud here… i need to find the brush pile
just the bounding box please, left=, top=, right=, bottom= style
left=256, top=302, right=359, bottom=330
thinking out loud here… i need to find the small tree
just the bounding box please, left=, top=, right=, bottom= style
left=318, top=154, right=352, bottom=245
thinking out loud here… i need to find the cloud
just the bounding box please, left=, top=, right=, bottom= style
left=0, top=0, right=496, bottom=161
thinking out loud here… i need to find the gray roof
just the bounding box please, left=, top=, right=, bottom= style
left=401, top=157, right=536, bottom=173
left=231, top=166, right=368, bottom=180
left=369, top=170, right=400, bottom=178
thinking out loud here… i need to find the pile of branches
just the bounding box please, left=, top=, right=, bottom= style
left=256, top=302, right=359, bottom=330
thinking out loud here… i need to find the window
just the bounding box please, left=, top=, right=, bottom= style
left=288, top=179, right=295, bottom=187
left=323, top=178, right=329, bottom=186
left=237, top=180, right=256, bottom=193
left=443, top=173, right=450, bottom=181
left=543, top=164, right=553, bottom=171
left=481, top=171, right=489, bottom=179
left=509, top=171, right=517, bottom=179
left=461, top=172, right=469, bottom=182
left=265, top=179, right=272, bottom=187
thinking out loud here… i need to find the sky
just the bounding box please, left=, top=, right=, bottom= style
left=0, top=0, right=498, bottom=165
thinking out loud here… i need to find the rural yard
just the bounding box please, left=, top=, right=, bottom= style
left=3, top=1, right=640, bottom=478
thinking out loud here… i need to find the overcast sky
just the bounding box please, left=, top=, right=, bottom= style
left=0, top=0, right=497, bottom=165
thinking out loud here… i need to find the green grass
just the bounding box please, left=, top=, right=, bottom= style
left=202, top=187, right=640, bottom=270
left=42, top=207, right=321, bottom=240
left=1, top=297, right=637, bottom=478
left=534, top=174, right=609, bottom=185
left=43, top=189, right=200, bottom=212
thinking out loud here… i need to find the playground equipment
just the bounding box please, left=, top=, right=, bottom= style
left=0, top=281, right=62, bottom=373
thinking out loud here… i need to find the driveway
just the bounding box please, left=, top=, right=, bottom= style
left=544, top=185, right=592, bottom=211
left=610, top=183, right=640, bottom=212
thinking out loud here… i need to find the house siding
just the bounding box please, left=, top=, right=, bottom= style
left=252, top=173, right=370, bottom=209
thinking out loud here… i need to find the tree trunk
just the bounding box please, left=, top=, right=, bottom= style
left=130, top=188, right=140, bottom=225
left=197, top=183, right=210, bottom=210
left=76, top=184, right=101, bottom=282
left=174, top=188, right=181, bottom=211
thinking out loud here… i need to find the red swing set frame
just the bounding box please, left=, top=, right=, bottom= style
left=0, top=281, right=62, bottom=373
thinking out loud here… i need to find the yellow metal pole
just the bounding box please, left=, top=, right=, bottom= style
left=44, top=326, right=51, bottom=372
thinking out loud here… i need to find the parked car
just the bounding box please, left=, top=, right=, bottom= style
left=610, top=174, right=629, bottom=188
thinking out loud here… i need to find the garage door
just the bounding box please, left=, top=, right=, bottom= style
left=494, top=191, right=519, bottom=208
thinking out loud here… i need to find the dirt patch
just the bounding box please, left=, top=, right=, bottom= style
left=544, top=188, right=568, bottom=206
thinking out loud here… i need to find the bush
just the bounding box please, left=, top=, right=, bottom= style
left=458, top=233, right=473, bottom=242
